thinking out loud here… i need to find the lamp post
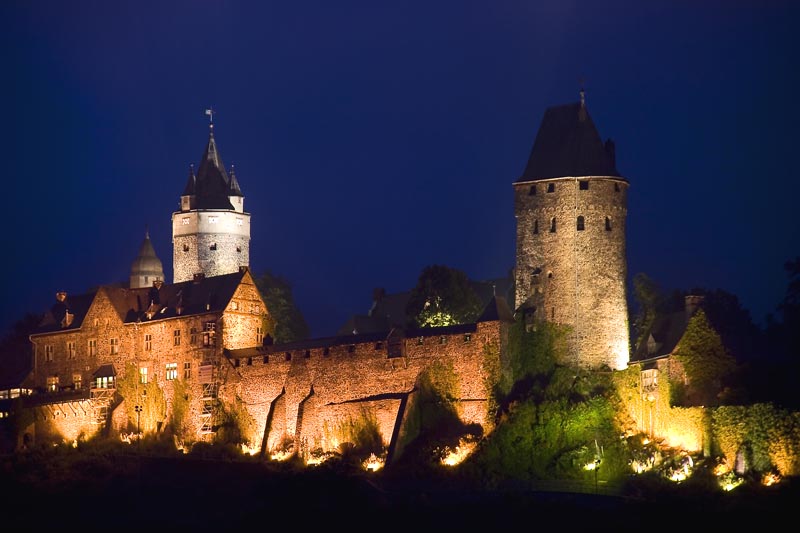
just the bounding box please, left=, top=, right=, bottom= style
left=135, top=404, right=142, bottom=434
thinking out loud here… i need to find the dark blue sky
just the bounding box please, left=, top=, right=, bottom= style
left=2, top=1, right=798, bottom=339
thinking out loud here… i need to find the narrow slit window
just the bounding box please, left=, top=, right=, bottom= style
left=577, top=216, right=585, bottom=231
left=550, top=218, right=556, bottom=233
left=547, top=183, right=555, bottom=193
left=614, top=183, right=620, bottom=192
left=528, top=185, right=537, bottom=195
left=533, top=220, right=538, bottom=234
left=605, top=217, right=612, bottom=231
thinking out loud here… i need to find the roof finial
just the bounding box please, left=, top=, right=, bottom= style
left=144, top=223, right=150, bottom=240
left=205, top=107, right=215, bottom=130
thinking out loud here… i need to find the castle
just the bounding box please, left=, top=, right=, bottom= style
left=4, top=92, right=632, bottom=460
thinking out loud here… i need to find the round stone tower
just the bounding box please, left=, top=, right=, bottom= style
left=172, top=117, right=250, bottom=283
left=130, top=228, right=164, bottom=289
left=513, top=91, right=629, bottom=370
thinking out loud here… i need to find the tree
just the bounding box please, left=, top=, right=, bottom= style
left=405, top=264, right=482, bottom=327
left=672, top=309, right=738, bottom=407
left=630, top=272, right=664, bottom=350
left=254, top=271, right=309, bottom=344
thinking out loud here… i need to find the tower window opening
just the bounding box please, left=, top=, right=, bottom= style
left=236, top=246, right=241, bottom=253
left=529, top=185, right=536, bottom=195
left=285, top=352, right=292, bottom=361
left=533, top=220, right=539, bottom=234
left=551, top=307, right=555, bottom=320
left=579, top=181, right=589, bottom=190
left=183, top=244, right=189, bottom=252
left=209, top=243, right=217, bottom=251
left=323, top=347, right=330, bottom=357
left=550, top=218, right=556, bottom=233
left=577, top=216, right=585, bottom=231
left=304, top=350, right=311, bottom=358
left=605, top=217, right=612, bottom=231
left=547, top=183, right=555, bottom=193
left=547, top=271, right=553, bottom=279
left=614, top=183, right=620, bottom=192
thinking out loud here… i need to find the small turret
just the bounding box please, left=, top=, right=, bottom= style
left=130, top=227, right=165, bottom=289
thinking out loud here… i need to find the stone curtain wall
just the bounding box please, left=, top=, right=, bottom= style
left=514, top=177, right=630, bottom=369
left=228, top=322, right=503, bottom=457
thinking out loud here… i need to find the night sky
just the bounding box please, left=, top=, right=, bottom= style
left=2, top=1, right=798, bottom=340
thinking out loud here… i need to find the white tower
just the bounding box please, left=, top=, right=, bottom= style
left=172, top=113, right=251, bottom=283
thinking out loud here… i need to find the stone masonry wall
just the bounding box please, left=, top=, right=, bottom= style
left=172, top=210, right=250, bottom=283
left=514, top=177, right=630, bottom=369
left=224, top=321, right=502, bottom=458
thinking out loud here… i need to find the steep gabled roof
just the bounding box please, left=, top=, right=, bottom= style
left=32, top=271, right=251, bottom=335
left=518, top=97, right=622, bottom=181
left=33, top=291, right=99, bottom=334
left=477, top=295, right=515, bottom=323
left=631, top=310, right=689, bottom=362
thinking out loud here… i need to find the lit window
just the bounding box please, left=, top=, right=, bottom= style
left=95, top=376, right=114, bottom=389
left=44, top=344, right=54, bottom=362
left=231, top=301, right=238, bottom=310
left=47, top=376, right=59, bottom=392
left=144, top=334, right=152, bottom=351
left=88, top=339, right=97, bottom=356
left=463, top=334, right=472, bottom=342
left=203, top=321, right=216, bottom=346
left=110, top=338, right=119, bottom=355
left=182, top=217, right=190, bottom=225
left=208, top=216, right=219, bottom=224
left=67, top=341, right=76, bottom=359
left=139, top=367, right=148, bottom=385
left=183, top=362, right=191, bottom=379
left=173, top=329, right=181, bottom=346
left=72, top=373, right=82, bottom=390
left=577, top=216, right=585, bottom=231
left=166, top=363, right=177, bottom=381
left=439, top=336, right=447, bottom=345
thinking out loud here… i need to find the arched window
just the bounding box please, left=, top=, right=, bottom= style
left=605, top=217, right=612, bottom=231
left=550, top=217, right=556, bottom=232
left=577, top=216, right=585, bottom=231
left=533, top=220, right=539, bottom=234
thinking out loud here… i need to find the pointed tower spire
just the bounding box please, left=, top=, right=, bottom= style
left=130, top=226, right=164, bottom=289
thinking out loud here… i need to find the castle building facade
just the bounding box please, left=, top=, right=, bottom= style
left=513, top=90, right=630, bottom=370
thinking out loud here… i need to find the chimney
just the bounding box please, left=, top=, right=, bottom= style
left=685, top=295, right=705, bottom=321
left=56, top=291, right=67, bottom=302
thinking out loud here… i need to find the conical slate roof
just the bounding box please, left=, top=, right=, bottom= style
left=518, top=95, right=622, bottom=181
left=190, top=127, right=235, bottom=209
left=130, top=229, right=164, bottom=283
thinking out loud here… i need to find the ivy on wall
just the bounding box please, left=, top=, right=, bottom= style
left=116, top=362, right=167, bottom=434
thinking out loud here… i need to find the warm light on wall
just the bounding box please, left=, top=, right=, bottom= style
left=439, top=438, right=477, bottom=467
